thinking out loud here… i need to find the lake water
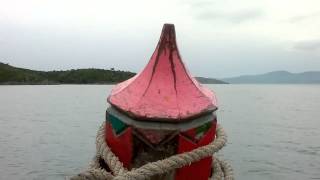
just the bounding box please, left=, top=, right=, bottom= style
left=0, top=85, right=319, bottom=180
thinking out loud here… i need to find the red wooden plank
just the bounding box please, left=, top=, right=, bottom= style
left=105, top=123, right=133, bottom=169
left=175, top=121, right=217, bottom=180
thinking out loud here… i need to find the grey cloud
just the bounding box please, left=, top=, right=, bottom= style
left=179, top=0, right=214, bottom=7
left=286, top=12, right=320, bottom=23
left=190, top=1, right=215, bottom=8
left=293, top=40, right=320, bottom=51
left=195, top=9, right=264, bottom=23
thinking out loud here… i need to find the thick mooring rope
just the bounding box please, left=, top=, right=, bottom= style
left=70, top=122, right=234, bottom=180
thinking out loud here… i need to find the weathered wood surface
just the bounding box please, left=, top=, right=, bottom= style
left=108, top=24, right=217, bottom=121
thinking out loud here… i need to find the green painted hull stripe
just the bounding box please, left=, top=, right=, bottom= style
left=107, top=113, right=127, bottom=134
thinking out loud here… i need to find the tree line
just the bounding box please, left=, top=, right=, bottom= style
left=0, top=62, right=135, bottom=84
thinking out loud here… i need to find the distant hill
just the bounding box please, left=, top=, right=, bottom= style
left=222, top=71, right=320, bottom=84
left=0, top=62, right=226, bottom=85
left=195, top=77, right=228, bottom=84
left=0, top=62, right=135, bottom=84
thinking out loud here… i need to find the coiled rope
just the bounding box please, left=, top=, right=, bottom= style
left=70, top=122, right=234, bottom=180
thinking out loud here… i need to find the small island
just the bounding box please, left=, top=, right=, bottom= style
left=0, top=62, right=135, bottom=85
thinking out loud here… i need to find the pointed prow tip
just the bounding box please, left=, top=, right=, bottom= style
left=162, top=23, right=176, bottom=33
left=163, top=23, right=175, bottom=29
left=160, top=23, right=177, bottom=45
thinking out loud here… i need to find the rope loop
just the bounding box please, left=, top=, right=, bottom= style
left=70, top=122, right=234, bottom=180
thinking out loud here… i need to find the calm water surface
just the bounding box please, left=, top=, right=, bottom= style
left=0, top=85, right=319, bottom=180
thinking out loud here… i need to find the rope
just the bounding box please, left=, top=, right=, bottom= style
left=70, top=122, right=234, bottom=180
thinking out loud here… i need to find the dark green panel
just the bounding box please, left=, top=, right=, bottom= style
left=107, top=113, right=128, bottom=134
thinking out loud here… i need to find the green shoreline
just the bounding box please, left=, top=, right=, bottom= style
left=0, top=62, right=135, bottom=85
left=1, top=62, right=228, bottom=85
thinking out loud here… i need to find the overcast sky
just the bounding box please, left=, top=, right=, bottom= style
left=0, top=0, right=320, bottom=78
